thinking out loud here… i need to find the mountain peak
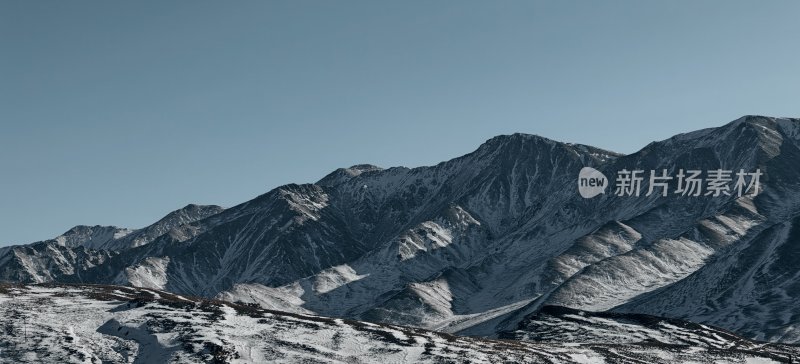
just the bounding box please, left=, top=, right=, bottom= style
left=475, top=132, right=621, bottom=164
left=112, top=204, right=225, bottom=249
left=317, top=164, right=384, bottom=187
left=169, top=203, right=224, bottom=218
left=718, top=115, right=800, bottom=134
left=55, top=225, right=133, bottom=249
left=347, top=164, right=383, bottom=172
left=483, top=132, right=556, bottom=145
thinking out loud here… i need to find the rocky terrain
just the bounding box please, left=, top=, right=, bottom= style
left=0, top=284, right=796, bottom=363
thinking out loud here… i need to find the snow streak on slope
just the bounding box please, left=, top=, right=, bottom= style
left=544, top=197, right=764, bottom=311
left=616, top=213, right=800, bottom=343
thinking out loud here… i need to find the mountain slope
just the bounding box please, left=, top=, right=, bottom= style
left=0, top=204, right=224, bottom=284
left=80, top=133, right=619, bottom=302
left=459, top=116, right=800, bottom=340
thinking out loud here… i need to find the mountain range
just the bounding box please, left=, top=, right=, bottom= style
left=2, top=115, right=799, bottom=357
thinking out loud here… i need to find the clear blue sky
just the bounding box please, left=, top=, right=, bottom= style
left=2, top=1, right=799, bottom=246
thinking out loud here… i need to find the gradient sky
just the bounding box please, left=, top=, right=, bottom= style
left=2, top=1, right=799, bottom=246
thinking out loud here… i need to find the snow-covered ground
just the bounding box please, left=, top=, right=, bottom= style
left=0, top=284, right=797, bottom=363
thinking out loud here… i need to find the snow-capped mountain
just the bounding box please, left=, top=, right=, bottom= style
left=0, top=242, right=116, bottom=283
left=55, top=225, right=134, bottom=250
left=0, top=204, right=223, bottom=284
left=103, top=204, right=225, bottom=251
left=2, top=115, right=799, bottom=350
